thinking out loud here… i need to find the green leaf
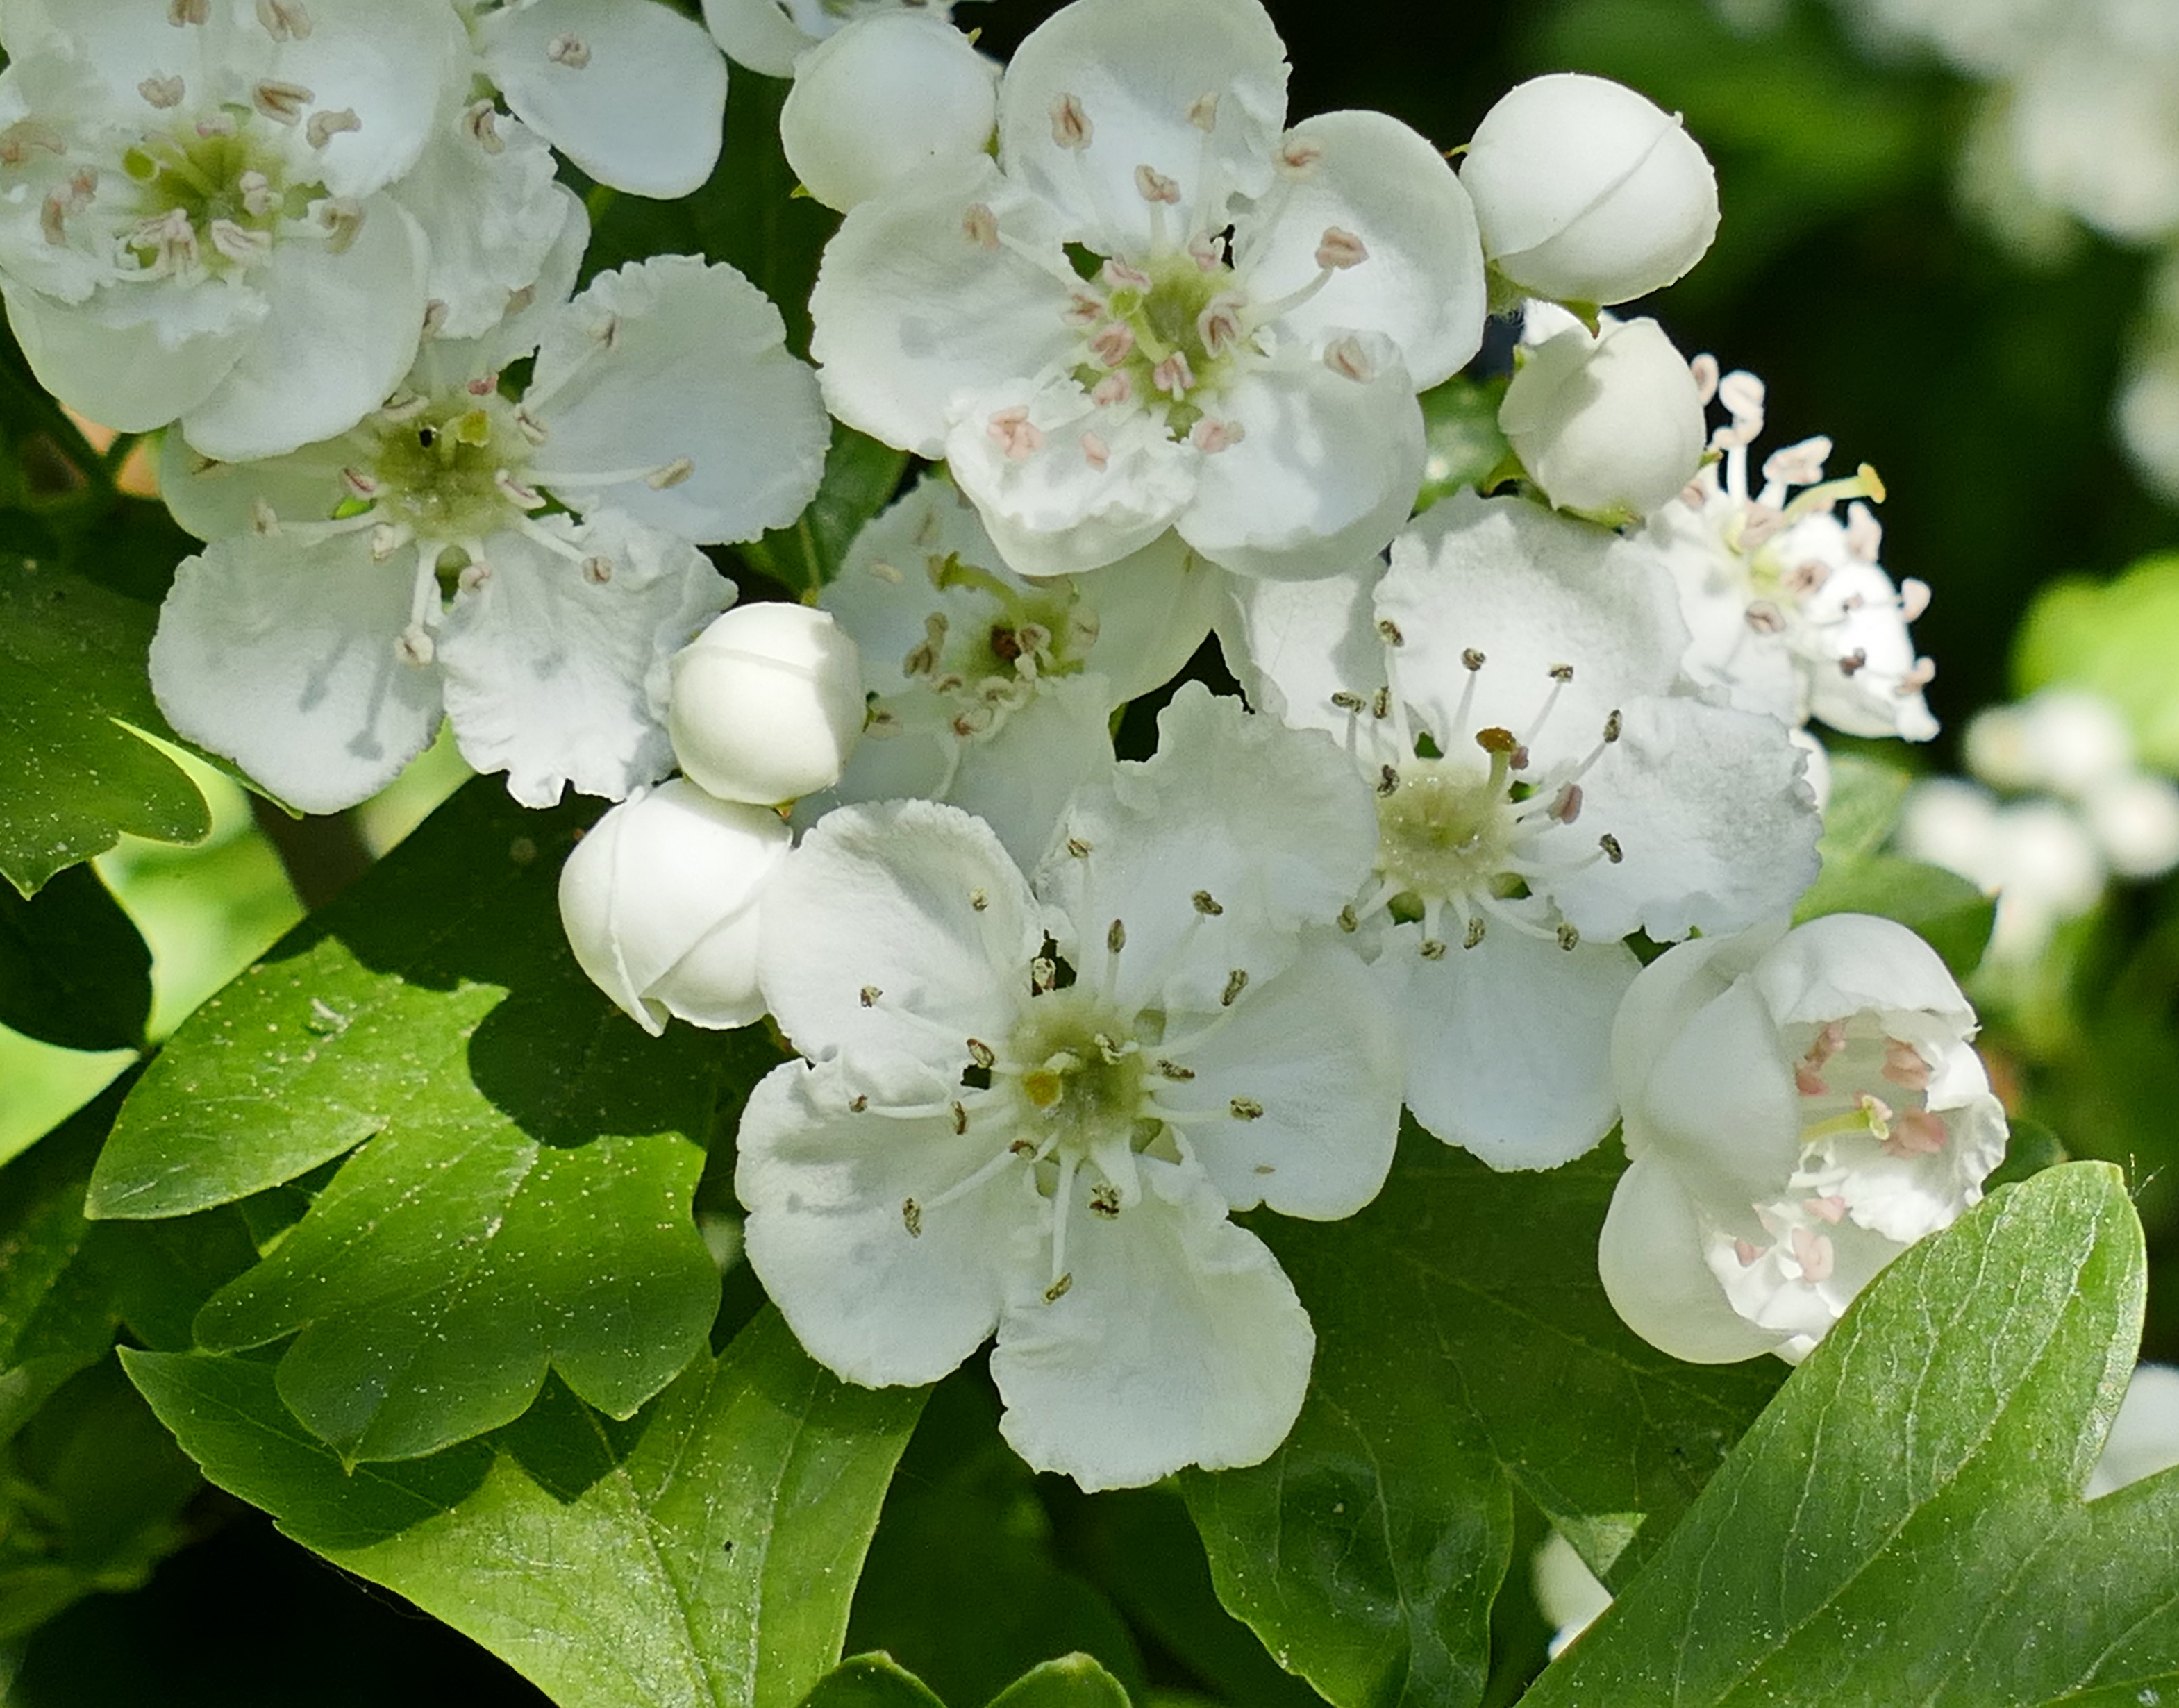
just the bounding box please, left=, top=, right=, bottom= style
left=2015, top=552, right=2179, bottom=771
left=737, top=423, right=910, bottom=596
left=1183, top=1132, right=1783, bottom=1708
left=1793, top=852, right=1996, bottom=979
left=847, top=1371, right=1144, bottom=1708
left=124, top=1307, right=925, bottom=1708
left=801, top=1656, right=949, bottom=1708
left=1812, top=751, right=1912, bottom=864
left=0, top=861, right=151, bottom=1051
left=0, top=558, right=210, bottom=896
left=985, top=1656, right=1130, bottom=1708
left=92, top=780, right=731, bottom=1463
left=1521, top=1163, right=2179, bottom=1705
left=1415, top=378, right=1511, bottom=515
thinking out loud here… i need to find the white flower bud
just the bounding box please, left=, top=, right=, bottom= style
left=1500, top=311, right=1706, bottom=521
left=780, top=13, right=999, bottom=213
left=669, top=603, right=867, bottom=806
left=1598, top=914, right=2007, bottom=1364
left=1461, top=72, right=1720, bottom=308
left=558, top=780, right=792, bottom=1035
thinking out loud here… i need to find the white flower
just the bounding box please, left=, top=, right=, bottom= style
left=1459, top=72, right=1719, bottom=310
left=1900, top=778, right=2105, bottom=964
left=1501, top=305, right=1707, bottom=523
left=559, top=778, right=791, bottom=1035
left=1225, top=491, right=1821, bottom=1169
left=2088, top=1362, right=2179, bottom=1498
left=808, top=0, right=1487, bottom=580
left=1598, top=914, right=2009, bottom=1364
left=780, top=12, right=999, bottom=213
left=1965, top=685, right=2137, bottom=796
left=463, top=0, right=729, bottom=201
left=801, top=471, right=1226, bottom=865
left=0, top=0, right=471, bottom=460
left=1644, top=363, right=1939, bottom=743
left=669, top=603, right=867, bottom=806
left=739, top=685, right=1401, bottom=1489
left=151, top=253, right=829, bottom=811
left=702, top=0, right=983, bottom=80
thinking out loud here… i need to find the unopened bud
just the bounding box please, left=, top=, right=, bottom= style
left=669, top=603, right=866, bottom=806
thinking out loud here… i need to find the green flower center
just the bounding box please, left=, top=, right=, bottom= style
left=1007, top=988, right=1151, bottom=1159
left=122, top=117, right=314, bottom=274
left=1374, top=755, right=1521, bottom=906
left=1077, top=251, right=1244, bottom=439
left=365, top=395, right=537, bottom=543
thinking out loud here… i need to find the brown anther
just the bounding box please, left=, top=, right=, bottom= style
left=465, top=100, right=505, bottom=152
left=1556, top=923, right=1580, bottom=951
left=859, top=985, right=881, bottom=1007
left=966, top=1037, right=997, bottom=1071
left=1186, top=92, right=1219, bottom=132
left=648, top=458, right=695, bottom=490
left=1031, top=957, right=1058, bottom=992
left=139, top=74, right=187, bottom=109
left=1549, top=783, right=1583, bottom=823
left=1221, top=969, right=1249, bottom=1007
left=1044, top=1272, right=1074, bottom=1303
left=1599, top=832, right=1623, bottom=864
left=950, top=1100, right=968, bottom=1134
left=1603, top=710, right=1622, bottom=742
left=1107, top=919, right=1126, bottom=955
left=251, top=79, right=312, bottom=125
left=1331, top=690, right=1366, bottom=712
left=1192, top=890, right=1224, bottom=916
left=902, top=1198, right=922, bottom=1238
left=1230, top=1097, right=1264, bottom=1121
left=1463, top=916, right=1487, bottom=949
left=1745, top=600, right=1787, bottom=635
left=1377, top=764, right=1400, bottom=796
left=1839, top=648, right=1869, bottom=678
left=1371, top=686, right=1392, bottom=719
left=1090, top=1184, right=1122, bottom=1217
left=1462, top=648, right=1485, bottom=672
left=1157, top=1059, right=1194, bottom=1081
left=970, top=888, right=989, bottom=912
left=1337, top=905, right=1358, bottom=932
left=1476, top=727, right=1519, bottom=755
left=1420, top=939, right=1446, bottom=960
left=849, top=1094, right=869, bottom=1113
left=1377, top=618, right=1404, bottom=646
left=579, top=556, right=615, bottom=587
left=1067, top=837, right=1092, bottom=857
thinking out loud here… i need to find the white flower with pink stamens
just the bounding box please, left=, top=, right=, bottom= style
left=1598, top=912, right=2009, bottom=1366
left=149, top=251, right=828, bottom=812
left=1644, top=360, right=1940, bottom=744
left=807, top=0, right=1487, bottom=581
left=1225, top=490, right=1821, bottom=1170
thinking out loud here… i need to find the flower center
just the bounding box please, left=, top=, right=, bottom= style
left=122, top=115, right=315, bottom=275
left=1005, top=986, right=1150, bottom=1159
left=1374, top=753, right=1523, bottom=907
left=365, top=392, right=537, bottom=542
left=879, top=553, right=1100, bottom=743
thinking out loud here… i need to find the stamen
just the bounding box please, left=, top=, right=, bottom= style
left=1229, top=1097, right=1264, bottom=1120
left=1314, top=227, right=1368, bottom=269
left=546, top=33, right=592, bottom=69
left=307, top=108, right=361, bottom=149
left=1135, top=164, right=1180, bottom=204
left=256, top=0, right=312, bottom=37
left=139, top=75, right=186, bottom=109
left=987, top=407, right=1044, bottom=461
left=251, top=79, right=312, bottom=125
left=1051, top=93, right=1092, bottom=151
left=465, top=101, right=505, bottom=153
left=1323, top=335, right=1375, bottom=383
left=1080, top=430, right=1110, bottom=471
left=1187, top=92, right=1219, bottom=132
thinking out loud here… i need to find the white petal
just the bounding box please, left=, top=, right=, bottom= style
left=1598, top=1157, right=1782, bottom=1363
left=996, top=0, right=1288, bottom=253
left=1242, top=109, right=1485, bottom=388
left=945, top=380, right=1196, bottom=578
left=1069, top=530, right=1225, bottom=702
left=1551, top=696, right=1821, bottom=943
left=1152, top=934, right=1401, bottom=1217
left=1386, top=921, right=1638, bottom=1171
left=701, top=0, right=814, bottom=77
left=481, top=0, right=728, bottom=200
left=258, top=0, right=470, bottom=198
left=433, top=513, right=732, bottom=808
left=2089, top=1364, right=2179, bottom=1498
left=148, top=528, right=442, bottom=814
left=739, top=1060, right=1022, bottom=1387
left=1747, top=911, right=1976, bottom=1032
left=1621, top=969, right=1802, bottom=1205
left=1035, top=682, right=1377, bottom=1014
left=1218, top=555, right=1390, bottom=744
left=810, top=152, right=1076, bottom=458
left=181, top=194, right=428, bottom=462
left=781, top=13, right=999, bottom=212
left=1177, top=344, right=1425, bottom=581
left=1609, top=924, right=1786, bottom=1162
left=391, top=112, right=576, bottom=342
left=758, top=798, right=1045, bottom=1084
left=945, top=674, right=1119, bottom=871
left=991, top=1154, right=1312, bottom=1489
left=531, top=255, right=828, bottom=545
left=1375, top=491, right=1687, bottom=749
left=3, top=281, right=254, bottom=435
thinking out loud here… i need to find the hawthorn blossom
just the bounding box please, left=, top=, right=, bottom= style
left=1226, top=491, right=1820, bottom=1169
left=1598, top=913, right=2008, bottom=1364
left=808, top=0, right=1487, bottom=580
left=151, top=253, right=829, bottom=811
left=740, top=686, right=1401, bottom=1488
left=671, top=603, right=867, bottom=807
left=1645, top=362, right=1939, bottom=743
left=461, top=0, right=729, bottom=201
left=802, top=472, right=1226, bottom=864
left=0, top=0, right=469, bottom=459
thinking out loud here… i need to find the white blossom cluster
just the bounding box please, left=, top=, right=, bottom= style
left=62, top=0, right=2009, bottom=1489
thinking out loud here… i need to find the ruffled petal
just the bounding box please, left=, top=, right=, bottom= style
left=1551, top=696, right=1820, bottom=943
left=180, top=193, right=428, bottom=462
left=1385, top=921, right=1638, bottom=1170
left=1034, top=682, right=1377, bottom=1014
left=944, top=379, right=1196, bottom=577
left=1177, top=342, right=1424, bottom=581
left=996, top=0, right=1287, bottom=253
left=480, top=0, right=728, bottom=200
left=390, top=110, right=576, bottom=342
left=529, top=256, right=828, bottom=544
left=3, top=281, right=255, bottom=435
left=739, top=1060, right=1024, bottom=1387
left=991, top=1153, right=1312, bottom=1489
left=810, top=152, right=1078, bottom=457
left=433, top=512, right=732, bottom=808
left=1241, top=109, right=1485, bottom=388
left=1598, top=1156, right=1782, bottom=1364
left=758, top=798, right=1046, bottom=1085
left=1375, top=490, right=1687, bottom=751
left=148, top=528, right=442, bottom=814
left=1151, top=934, right=1401, bottom=1217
